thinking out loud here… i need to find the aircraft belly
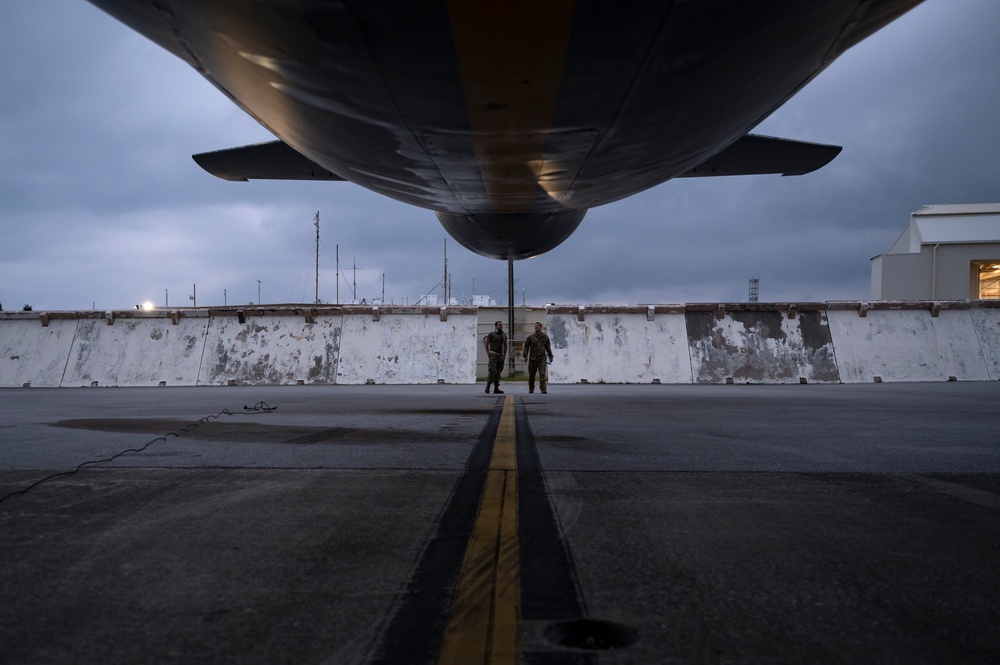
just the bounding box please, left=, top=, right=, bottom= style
left=556, top=3, right=866, bottom=208
left=88, top=0, right=468, bottom=212
left=86, top=0, right=925, bottom=257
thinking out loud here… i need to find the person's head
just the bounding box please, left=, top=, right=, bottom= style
left=495, top=320, right=503, bottom=330
left=534, top=322, right=542, bottom=332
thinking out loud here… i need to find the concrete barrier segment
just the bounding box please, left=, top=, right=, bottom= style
left=199, top=312, right=343, bottom=386
left=686, top=308, right=840, bottom=384
left=827, top=308, right=989, bottom=383
left=969, top=304, right=1000, bottom=380
left=546, top=309, right=692, bottom=384
left=0, top=318, right=79, bottom=387
left=337, top=309, right=476, bottom=384
left=63, top=316, right=210, bottom=387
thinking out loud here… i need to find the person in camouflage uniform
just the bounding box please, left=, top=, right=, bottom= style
left=483, top=320, right=507, bottom=394
left=522, top=321, right=554, bottom=394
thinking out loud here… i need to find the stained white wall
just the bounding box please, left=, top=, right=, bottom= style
left=198, top=313, right=342, bottom=386
left=3, top=304, right=999, bottom=387
left=686, top=309, right=840, bottom=384
left=337, top=308, right=477, bottom=384
left=63, top=315, right=210, bottom=387
left=0, top=317, right=78, bottom=387
left=969, top=307, right=1000, bottom=381
left=546, top=309, right=692, bottom=384
left=827, top=308, right=990, bottom=383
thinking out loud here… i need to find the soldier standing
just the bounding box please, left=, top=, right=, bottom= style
left=483, top=320, right=507, bottom=394
left=522, top=321, right=554, bottom=394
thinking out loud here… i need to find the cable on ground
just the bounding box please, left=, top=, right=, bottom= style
left=0, top=402, right=278, bottom=505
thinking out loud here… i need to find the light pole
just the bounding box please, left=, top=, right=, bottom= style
left=257, top=279, right=262, bottom=305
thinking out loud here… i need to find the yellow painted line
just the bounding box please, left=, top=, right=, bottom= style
left=438, top=395, right=521, bottom=665
left=491, top=394, right=517, bottom=472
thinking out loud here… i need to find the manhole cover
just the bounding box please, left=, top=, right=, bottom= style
left=545, top=619, right=639, bottom=650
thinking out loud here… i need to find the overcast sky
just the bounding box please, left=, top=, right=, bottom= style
left=2, top=1, right=998, bottom=311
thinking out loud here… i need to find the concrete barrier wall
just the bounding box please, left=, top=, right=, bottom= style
left=0, top=316, right=78, bottom=387
left=198, top=309, right=341, bottom=386
left=686, top=306, right=840, bottom=384
left=337, top=307, right=477, bottom=384
left=64, top=314, right=210, bottom=387
left=970, top=307, right=1000, bottom=381
left=827, top=305, right=990, bottom=383
left=3, top=302, right=999, bottom=387
left=547, top=307, right=692, bottom=384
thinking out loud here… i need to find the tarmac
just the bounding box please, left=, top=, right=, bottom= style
left=2, top=382, right=1000, bottom=664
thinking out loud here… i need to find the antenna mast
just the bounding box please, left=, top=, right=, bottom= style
left=314, top=211, right=320, bottom=305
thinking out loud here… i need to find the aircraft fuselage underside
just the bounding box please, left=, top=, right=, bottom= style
left=86, top=0, right=923, bottom=258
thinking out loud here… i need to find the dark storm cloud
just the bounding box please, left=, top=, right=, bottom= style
left=1, top=1, right=998, bottom=311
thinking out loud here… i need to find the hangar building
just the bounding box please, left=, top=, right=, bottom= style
left=871, top=203, right=1000, bottom=300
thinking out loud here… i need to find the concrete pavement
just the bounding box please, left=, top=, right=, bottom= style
left=2, top=383, right=999, bottom=663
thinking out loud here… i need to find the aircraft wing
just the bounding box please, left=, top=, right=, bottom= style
left=678, top=134, right=842, bottom=178
left=192, top=141, right=345, bottom=182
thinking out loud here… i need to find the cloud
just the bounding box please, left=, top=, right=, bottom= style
left=2, top=1, right=998, bottom=311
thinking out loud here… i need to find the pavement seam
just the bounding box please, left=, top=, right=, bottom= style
left=905, top=474, right=1000, bottom=513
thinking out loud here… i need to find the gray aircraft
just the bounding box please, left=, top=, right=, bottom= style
left=86, top=0, right=923, bottom=259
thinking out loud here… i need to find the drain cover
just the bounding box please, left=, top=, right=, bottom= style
left=545, top=619, right=639, bottom=650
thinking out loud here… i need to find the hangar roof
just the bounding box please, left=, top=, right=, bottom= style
left=913, top=203, right=1000, bottom=216
left=886, top=203, right=1000, bottom=254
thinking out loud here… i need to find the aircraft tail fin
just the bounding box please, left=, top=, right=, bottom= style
left=192, top=141, right=345, bottom=181
left=679, top=134, right=842, bottom=178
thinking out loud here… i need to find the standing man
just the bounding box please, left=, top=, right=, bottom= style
left=522, top=321, right=554, bottom=394
left=483, top=320, right=507, bottom=394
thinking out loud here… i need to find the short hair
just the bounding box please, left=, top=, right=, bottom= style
left=534, top=321, right=543, bottom=326
left=495, top=320, right=503, bottom=326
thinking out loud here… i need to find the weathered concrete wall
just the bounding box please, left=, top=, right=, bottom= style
left=970, top=306, right=1000, bottom=380
left=0, top=315, right=78, bottom=387
left=3, top=302, right=1000, bottom=387
left=827, top=304, right=990, bottom=383
left=686, top=305, right=841, bottom=384
left=0, top=306, right=472, bottom=387
left=546, top=307, right=692, bottom=384
left=63, top=314, right=210, bottom=387
left=337, top=307, right=477, bottom=384
left=198, top=308, right=342, bottom=386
